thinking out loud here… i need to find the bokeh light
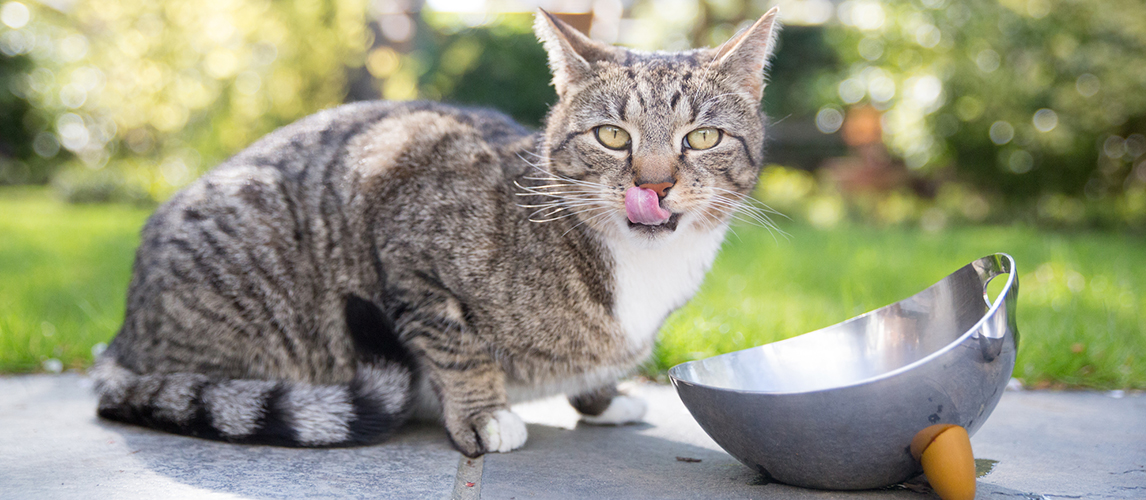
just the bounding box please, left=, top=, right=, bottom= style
left=0, top=0, right=1141, bottom=229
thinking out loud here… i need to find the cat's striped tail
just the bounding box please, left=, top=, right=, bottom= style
left=90, top=358, right=414, bottom=447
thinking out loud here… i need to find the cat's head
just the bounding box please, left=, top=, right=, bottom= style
left=528, top=8, right=780, bottom=244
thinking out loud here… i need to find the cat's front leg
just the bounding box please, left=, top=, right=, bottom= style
left=408, top=334, right=527, bottom=456
left=569, top=385, right=648, bottom=425
left=436, top=361, right=527, bottom=456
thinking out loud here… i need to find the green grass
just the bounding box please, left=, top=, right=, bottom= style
left=0, top=187, right=152, bottom=372
left=655, top=221, right=1146, bottom=390
left=2, top=187, right=1143, bottom=389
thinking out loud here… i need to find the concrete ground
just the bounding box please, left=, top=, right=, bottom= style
left=0, top=374, right=1141, bottom=499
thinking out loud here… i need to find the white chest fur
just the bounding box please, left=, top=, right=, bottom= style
left=606, top=222, right=728, bottom=348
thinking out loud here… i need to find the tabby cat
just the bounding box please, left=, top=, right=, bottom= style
left=92, top=8, right=781, bottom=457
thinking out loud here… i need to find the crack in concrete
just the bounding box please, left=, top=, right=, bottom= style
left=989, top=492, right=1049, bottom=499
left=451, top=455, right=483, bottom=500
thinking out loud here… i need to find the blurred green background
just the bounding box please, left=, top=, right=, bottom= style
left=0, top=0, right=1142, bottom=389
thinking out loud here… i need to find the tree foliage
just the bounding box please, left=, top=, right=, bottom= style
left=628, top=0, right=1145, bottom=221
left=366, top=12, right=556, bottom=129
left=826, top=0, right=1146, bottom=203
left=1, top=0, right=369, bottom=200
left=1, top=0, right=1144, bottom=221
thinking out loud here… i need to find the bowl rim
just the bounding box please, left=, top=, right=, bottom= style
left=668, top=253, right=1018, bottom=396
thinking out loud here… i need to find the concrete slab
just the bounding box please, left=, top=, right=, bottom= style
left=969, top=390, right=1146, bottom=499
left=0, top=374, right=460, bottom=500
left=1, top=375, right=1142, bottom=499
left=493, top=388, right=922, bottom=500
left=491, top=384, right=1143, bottom=500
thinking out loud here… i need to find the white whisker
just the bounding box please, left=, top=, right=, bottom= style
left=514, top=189, right=607, bottom=198
left=533, top=204, right=609, bottom=224
left=710, top=186, right=788, bottom=217
left=522, top=174, right=607, bottom=189
left=561, top=208, right=616, bottom=236
left=700, top=190, right=789, bottom=241
left=769, top=113, right=793, bottom=126
left=709, top=197, right=778, bottom=228
left=526, top=200, right=612, bottom=214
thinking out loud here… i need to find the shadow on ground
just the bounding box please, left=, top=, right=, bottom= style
left=108, top=420, right=458, bottom=499
left=0, top=374, right=458, bottom=499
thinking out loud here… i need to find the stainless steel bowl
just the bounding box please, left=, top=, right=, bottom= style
left=669, top=254, right=1019, bottom=490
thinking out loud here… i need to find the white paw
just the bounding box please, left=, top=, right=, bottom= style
left=580, top=395, right=647, bottom=425
left=481, top=409, right=528, bottom=453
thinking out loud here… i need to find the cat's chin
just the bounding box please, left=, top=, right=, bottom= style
left=625, top=213, right=681, bottom=236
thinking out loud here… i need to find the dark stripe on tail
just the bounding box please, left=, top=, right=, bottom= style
left=344, top=294, right=418, bottom=444
left=93, top=358, right=413, bottom=448
left=346, top=375, right=402, bottom=445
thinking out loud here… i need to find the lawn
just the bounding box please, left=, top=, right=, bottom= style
left=655, top=220, right=1146, bottom=390
left=0, top=187, right=151, bottom=372
left=2, top=187, right=1143, bottom=389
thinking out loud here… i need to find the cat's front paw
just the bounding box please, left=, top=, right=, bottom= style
left=480, top=409, right=528, bottom=453
left=580, top=394, right=647, bottom=425
left=446, top=408, right=528, bottom=457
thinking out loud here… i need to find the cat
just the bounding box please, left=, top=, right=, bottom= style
left=91, top=8, right=780, bottom=457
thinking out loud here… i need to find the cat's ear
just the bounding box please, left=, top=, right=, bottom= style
left=534, top=9, right=616, bottom=96
left=713, top=7, right=781, bottom=102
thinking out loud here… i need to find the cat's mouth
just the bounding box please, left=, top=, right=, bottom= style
left=627, top=212, right=681, bottom=234
left=623, top=185, right=680, bottom=235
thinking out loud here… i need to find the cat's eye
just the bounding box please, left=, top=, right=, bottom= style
left=684, top=127, right=722, bottom=150
left=595, top=125, right=631, bottom=150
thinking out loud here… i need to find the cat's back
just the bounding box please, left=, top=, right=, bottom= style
left=176, top=100, right=530, bottom=197
left=115, top=100, right=535, bottom=379
left=143, top=100, right=534, bottom=243
left=340, top=101, right=535, bottom=193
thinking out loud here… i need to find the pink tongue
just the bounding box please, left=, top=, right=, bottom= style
left=624, top=186, right=673, bottom=225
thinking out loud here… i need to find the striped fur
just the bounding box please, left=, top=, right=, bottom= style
left=93, top=10, right=781, bottom=455
left=93, top=357, right=412, bottom=446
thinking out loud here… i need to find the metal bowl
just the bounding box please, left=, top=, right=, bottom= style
left=669, top=254, right=1019, bottom=490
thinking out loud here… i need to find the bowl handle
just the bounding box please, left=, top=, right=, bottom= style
left=971, top=254, right=1019, bottom=362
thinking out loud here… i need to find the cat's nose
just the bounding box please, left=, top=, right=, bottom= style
left=633, top=153, right=675, bottom=198
left=638, top=181, right=674, bottom=198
